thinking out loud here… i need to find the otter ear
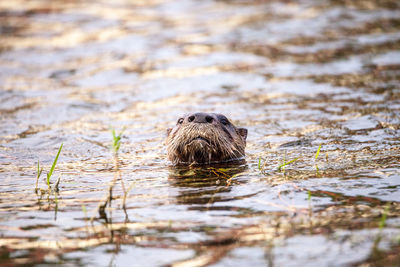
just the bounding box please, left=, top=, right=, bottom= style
left=238, top=128, right=248, bottom=141
left=166, top=128, right=172, bottom=136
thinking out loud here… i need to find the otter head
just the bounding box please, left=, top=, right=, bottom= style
left=166, top=112, right=248, bottom=165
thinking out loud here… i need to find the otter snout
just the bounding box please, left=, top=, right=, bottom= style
left=166, top=112, right=248, bottom=165
left=187, top=113, right=214, bottom=124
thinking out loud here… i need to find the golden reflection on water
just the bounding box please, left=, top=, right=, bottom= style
left=0, top=0, right=400, bottom=265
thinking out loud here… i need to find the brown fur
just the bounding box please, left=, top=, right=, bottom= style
left=166, top=113, right=247, bottom=165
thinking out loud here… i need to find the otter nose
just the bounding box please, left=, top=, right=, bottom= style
left=187, top=113, right=214, bottom=123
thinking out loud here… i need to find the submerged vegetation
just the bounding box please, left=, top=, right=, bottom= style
left=34, top=161, right=43, bottom=193
left=111, top=128, right=125, bottom=155
left=46, top=143, right=63, bottom=189
left=258, top=145, right=322, bottom=175
left=91, top=128, right=132, bottom=223
left=315, top=144, right=322, bottom=161
left=35, top=143, right=63, bottom=195
left=277, top=156, right=299, bottom=172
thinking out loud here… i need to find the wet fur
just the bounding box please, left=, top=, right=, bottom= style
left=166, top=117, right=246, bottom=165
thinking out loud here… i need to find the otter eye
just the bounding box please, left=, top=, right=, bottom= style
left=177, top=118, right=184, bottom=124
left=220, top=118, right=229, bottom=125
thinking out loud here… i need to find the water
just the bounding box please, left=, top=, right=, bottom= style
left=1, top=0, right=400, bottom=266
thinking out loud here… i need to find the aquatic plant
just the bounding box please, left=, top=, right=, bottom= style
left=209, top=167, right=240, bottom=186
left=258, top=144, right=324, bottom=176
left=122, top=181, right=136, bottom=211
left=111, top=128, right=135, bottom=213
left=34, top=143, right=63, bottom=216
left=54, top=176, right=61, bottom=193
left=46, top=143, right=63, bottom=189
left=277, top=157, right=298, bottom=172
left=315, top=144, right=322, bottom=173
left=82, top=205, right=87, bottom=217
left=111, top=128, right=125, bottom=154
left=258, top=157, right=268, bottom=175
left=91, top=128, right=129, bottom=223
left=35, top=160, right=43, bottom=193
left=35, top=143, right=63, bottom=194
left=315, top=144, right=322, bottom=160
left=379, top=203, right=390, bottom=230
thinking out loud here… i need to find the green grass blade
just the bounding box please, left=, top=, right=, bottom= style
left=35, top=160, right=43, bottom=192
left=277, top=157, right=299, bottom=171
left=315, top=144, right=322, bottom=160
left=47, top=143, right=63, bottom=185
left=379, top=204, right=390, bottom=230
left=111, top=128, right=125, bottom=153
left=258, top=157, right=261, bottom=170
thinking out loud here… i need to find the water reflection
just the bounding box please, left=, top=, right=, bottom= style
left=168, top=163, right=248, bottom=205
left=1, top=0, right=400, bottom=265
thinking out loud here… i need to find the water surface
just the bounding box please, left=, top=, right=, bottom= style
left=1, top=0, right=400, bottom=265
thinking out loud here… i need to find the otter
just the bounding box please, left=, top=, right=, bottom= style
left=166, top=112, right=248, bottom=165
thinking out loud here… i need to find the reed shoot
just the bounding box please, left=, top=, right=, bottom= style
left=35, top=160, right=43, bottom=193
left=54, top=176, right=61, bottom=192
left=379, top=204, right=390, bottom=230
left=47, top=143, right=63, bottom=187
left=277, top=157, right=298, bottom=172
left=315, top=144, right=322, bottom=160
left=111, top=128, right=125, bottom=154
